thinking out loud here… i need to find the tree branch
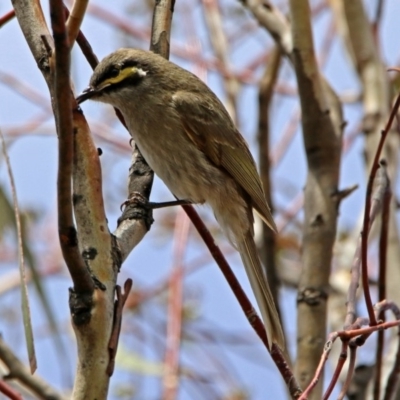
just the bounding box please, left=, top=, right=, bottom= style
left=0, top=336, right=67, bottom=400
left=288, top=1, right=343, bottom=397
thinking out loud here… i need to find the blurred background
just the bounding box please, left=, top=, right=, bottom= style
left=1, top=0, right=400, bottom=398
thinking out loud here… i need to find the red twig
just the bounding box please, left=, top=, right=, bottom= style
left=182, top=205, right=302, bottom=398
left=360, top=91, right=400, bottom=325
left=322, top=341, right=349, bottom=400
left=182, top=206, right=270, bottom=347
left=301, top=312, right=400, bottom=399
left=107, top=279, right=133, bottom=376
left=341, top=320, right=400, bottom=339
left=0, top=9, right=15, bottom=28
left=76, top=29, right=98, bottom=69
left=336, top=345, right=357, bottom=400
left=345, top=230, right=374, bottom=328
left=303, top=318, right=365, bottom=398
left=63, top=5, right=98, bottom=69
left=0, top=380, right=22, bottom=400
left=298, top=339, right=336, bottom=400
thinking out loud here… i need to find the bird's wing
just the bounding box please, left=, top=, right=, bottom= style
left=172, top=90, right=277, bottom=232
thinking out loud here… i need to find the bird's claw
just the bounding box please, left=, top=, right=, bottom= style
left=120, top=192, right=149, bottom=211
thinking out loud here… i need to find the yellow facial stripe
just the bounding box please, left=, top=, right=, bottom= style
left=98, top=67, right=142, bottom=90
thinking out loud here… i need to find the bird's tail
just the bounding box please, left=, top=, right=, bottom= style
left=237, top=231, right=285, bottom=350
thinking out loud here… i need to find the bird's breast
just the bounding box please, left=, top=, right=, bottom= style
left=119, top=102, right=250, bottom=242
left=123, top=107, right=217, bottom=203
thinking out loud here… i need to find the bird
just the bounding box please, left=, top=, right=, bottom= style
left=76, top=48, right=285, bottom=349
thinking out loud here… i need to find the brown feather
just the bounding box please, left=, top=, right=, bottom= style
left=172, top=91, right=277, bottom=232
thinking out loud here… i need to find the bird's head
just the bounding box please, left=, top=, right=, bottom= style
left=76, top=48, right=161, bottom=107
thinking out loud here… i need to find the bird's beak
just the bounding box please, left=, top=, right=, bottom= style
left=76, top=86, right=97, bottom=104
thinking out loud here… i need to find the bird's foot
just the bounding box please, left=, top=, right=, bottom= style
left=120, top=192, right=192, bottom=211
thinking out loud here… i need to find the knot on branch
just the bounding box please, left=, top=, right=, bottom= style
left=59, top=226, right=78, bottom=247
left=297, top=287, right=328, bottom=306
left=111, top=235, right=123, bottom=272
left=362, top=112, right=381, bottom=134
left=82, top=247, right=98, bottom=260
left=331, top=184, right=358, bottom=206
left=262, top=2, right=272, bottom=11
left=129, top=149, right=154, bottom=196
left=245, top=307, right=258, bottom=324
left=38, top=34, right=52, bottom=72
left=310, top=214, right=324, bottom=227
left=69, top=288, right=93, bottom=326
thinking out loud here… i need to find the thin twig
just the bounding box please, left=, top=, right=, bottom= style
left=298, top=339, right=337, bottom=400
left=323, top=341, right=349, bottom=400
left=336, top=345, right=357, bottom=400
left=360, top=92, right=400, bottom=325
left=374, top=162, right=391, bottom=399
left=0, top=379, right=23, bottom=400
left=301, top=311, right=400, bottom=399
left=182, top=207, right=269, bottom=345
left=0, top=128, right=36, bottom=372
left=63, top=5, right=98, bottom=69
left=353, top=300, right=399, bottom=349
left=0, top=9, right=15, bottom=28
left=341, top=321, right=400, bottom=340
left=107, top=279, right=133, bottom=376
left=65, top=0, right=88, bottom=45
left=181, top=205, right=302, bottom=398
left=345, top=161, right=390, bottom=329
left=76, top=30, right=98, bottom=69
left=0, top=336, right=66, bottom=400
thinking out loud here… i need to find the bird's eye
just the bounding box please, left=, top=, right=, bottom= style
left=108, top=67, right=120, bottom=78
